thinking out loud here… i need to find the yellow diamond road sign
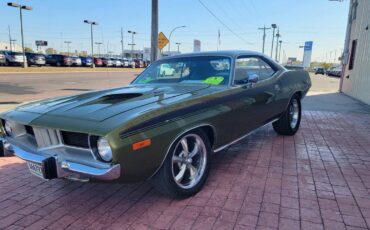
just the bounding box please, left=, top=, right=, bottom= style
left=158, top=32, right=169, bottom=50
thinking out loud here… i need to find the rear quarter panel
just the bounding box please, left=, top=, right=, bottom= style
left=278, top=70, right=311, bottom=108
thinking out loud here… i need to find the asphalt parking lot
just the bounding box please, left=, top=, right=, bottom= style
left=1, top=72, right=370, bottom=229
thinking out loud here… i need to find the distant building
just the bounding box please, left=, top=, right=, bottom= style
left=340, top=0, right=370, bottom=105
left=0, top=41, right=22, bottom=52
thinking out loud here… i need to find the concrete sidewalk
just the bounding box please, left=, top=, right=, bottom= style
left=303, top=92, right=370, bottom=114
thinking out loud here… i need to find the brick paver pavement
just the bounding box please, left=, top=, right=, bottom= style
left=1, top=111, right=370, bottom=230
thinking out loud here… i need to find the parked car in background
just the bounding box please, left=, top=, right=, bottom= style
left=128, top=59, right=136, bottom=68
left=134, top=59, right=144, bottom=68
left=326, top=66, right=342, bottom=77
left=46, top=54, right=72, bottom=66
left=94, top=57, right=103, bottom=67
left=112, top=59, right=122, bottom=67
left=0, top=50, right=311, bottom=198
left=0, top=51, right=6, bottom=66
left=101, top=58, right=113, bottom=67
left=122, top=58, right=129, bottom=67
left=315, top=67, right=325, bottom=75
left=1, top=51, right=26, bottom=66
left=25, top=53, right=46, bottom=67
left=80, top=56, right=93, bottom=67
left=143, top=59, right=150, bottom=68
left=71, top=56, right=82, bottom=66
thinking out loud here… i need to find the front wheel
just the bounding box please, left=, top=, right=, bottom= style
left=273, top=94, right=301, bottom=136
left=151, top=129, right=211, bottom=198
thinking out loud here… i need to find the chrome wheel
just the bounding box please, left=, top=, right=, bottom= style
left=171, top=134, right=207, bottom=189
left=289, top=99, right=299, bottom=129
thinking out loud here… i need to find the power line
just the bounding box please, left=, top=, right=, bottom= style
left=198, top=0, right=253, bottom=45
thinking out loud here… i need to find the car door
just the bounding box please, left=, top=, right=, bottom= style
left=231, top=56, right=282, bottom=138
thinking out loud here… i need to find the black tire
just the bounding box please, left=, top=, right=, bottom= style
left=56, top=62, right=61, bottom=67
left=151, top=129, right=211, bottom=199
left=273, top=94, right=301, bottom=136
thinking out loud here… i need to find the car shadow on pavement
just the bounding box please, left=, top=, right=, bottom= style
left=0, top=83, right=38, bottom=95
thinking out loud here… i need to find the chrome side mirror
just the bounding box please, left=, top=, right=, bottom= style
left=248, top=74, right=259, bottom=83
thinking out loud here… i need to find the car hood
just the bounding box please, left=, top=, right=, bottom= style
left=3, top=84, right=210, bottom=125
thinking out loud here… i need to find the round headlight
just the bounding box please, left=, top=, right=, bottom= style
left=4, top=121, right=12, bottom=136
left=97, top=137, right=113, bottom=162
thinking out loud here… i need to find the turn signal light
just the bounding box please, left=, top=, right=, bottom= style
left=132, top=139, right=151, bottom=151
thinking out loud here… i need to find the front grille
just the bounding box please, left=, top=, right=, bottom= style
left=61, top=131, right=89, bottom=148
left=33, top=128, right=61, bottom=148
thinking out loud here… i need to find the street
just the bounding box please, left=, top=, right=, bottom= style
left=0, top=71, right=137, bottom=112
left=1, top=71, right=368, bottom=114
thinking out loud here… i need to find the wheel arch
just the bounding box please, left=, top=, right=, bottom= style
left=148, top=123, right=216, bottom=180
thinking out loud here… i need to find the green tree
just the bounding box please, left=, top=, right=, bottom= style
left=45, top=48, right=57, bottom=54
left=24, top=47, right=34, bottom=53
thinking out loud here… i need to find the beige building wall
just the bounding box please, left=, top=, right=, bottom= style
left=0, top=42, right=22, bottom=52
left=341, top=0, right=370, bottom=105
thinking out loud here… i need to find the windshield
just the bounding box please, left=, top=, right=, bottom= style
left=132, top=56, right=231, bottom=86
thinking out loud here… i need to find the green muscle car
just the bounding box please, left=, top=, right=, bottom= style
left=0, top=51, right=311, bottom=198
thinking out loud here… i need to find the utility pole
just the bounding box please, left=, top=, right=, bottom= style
left=121, top=27, right=124, bottom=60
left=275, top=28, right=280, bottom=61
left=8, top=26, right=12, bottom=51
left=64, top=41, right=71, bottom=56
left=151, top=0, right=159, bottom=62
left=95, top=42, right=103, bottom=57
left=128, top=30, right=137, bottom=59
left=258, top=25, right=271, bottom=54
left=270, top=24, right=277, bottom=58
left=176, top=42, right=181, bottom=53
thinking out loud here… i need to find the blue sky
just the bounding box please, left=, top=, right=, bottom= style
left=0, top=0, right=349, bottom=62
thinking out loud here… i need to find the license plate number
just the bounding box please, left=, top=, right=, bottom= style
left=27, top=162, right=44, bottom=178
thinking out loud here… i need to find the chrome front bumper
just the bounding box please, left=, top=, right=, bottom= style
left=0, top=137, right=121, bottom=181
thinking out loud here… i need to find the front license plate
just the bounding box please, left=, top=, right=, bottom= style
left=27, top=161, right=45, bottom=179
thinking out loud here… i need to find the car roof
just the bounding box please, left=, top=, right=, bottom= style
left=160, top=50, right=264, bottom=60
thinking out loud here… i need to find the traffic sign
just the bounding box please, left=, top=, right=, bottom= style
left=158, top=32, right=169, bottom=50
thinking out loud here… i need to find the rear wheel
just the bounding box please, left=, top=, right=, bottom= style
left=151, top=129, right=211, bottom=198
left=273, top=94, right=301, bottom=136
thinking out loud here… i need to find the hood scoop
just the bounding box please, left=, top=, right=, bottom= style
left=96, top=93, right=143, bottom=104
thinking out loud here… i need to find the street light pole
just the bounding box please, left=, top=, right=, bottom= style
left=8, top=26, right=12, bottom=51
left=270, top=24, right=277, bottom=58
left=278, top=40, right=283, bottom=63
left=64, top=41, right=71, bottom=56
left=168, top=25, right=186, bottom=53
left=175, top=42, right=181, bottom=53
left=121, top=27, right=124, bottom=60
left=275, top=28, right=280, bottom=61
left=128, top=30, right=137, bottom=59
left=84, top=20, right=98, bottom=68
left=7, top=2, right=32, bottom=68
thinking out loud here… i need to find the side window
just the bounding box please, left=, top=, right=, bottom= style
left=234, top=57, right=276, bottom=85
